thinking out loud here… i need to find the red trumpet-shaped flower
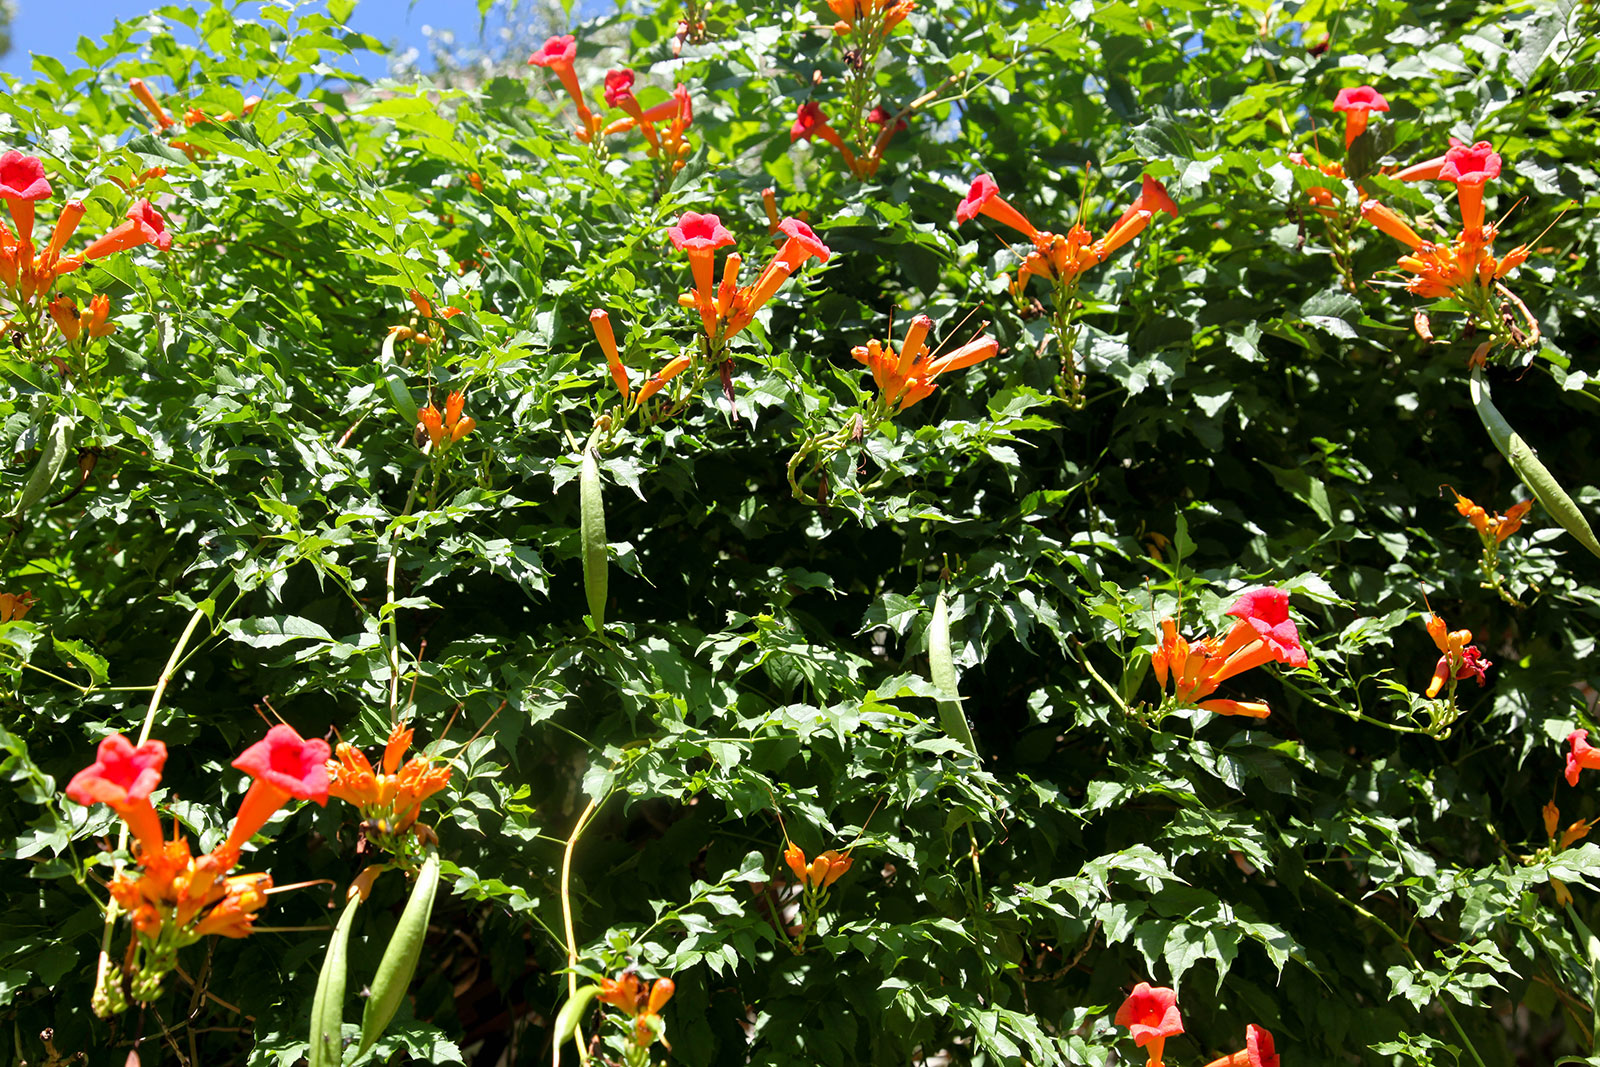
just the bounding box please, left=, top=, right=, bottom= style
left=1115, top=983, right=1183, bottom=1067
left=219, top=725, right=330, bottom=861
left=65, top=734, right=169, bottom=858
left=954, top=173, right=1036, bottom=238
left=1202, top=1024, right=1279, bottom=1067
left=1567, top=730, right=1600, bottom=787
left=669, top=211, right=736, bottom=336
left=82, top=199, right=172, bottom=260
left=1331, top=85, right=1389, bottom=147
left=1422, top=612, right=1491, bottom=699
left=1439, top=140, right=1502, bottom=237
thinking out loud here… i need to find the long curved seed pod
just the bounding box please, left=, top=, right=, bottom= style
left=9, top=414, right=73, bottom=518
left=308, top=890, right=362, bottom=1067
left=550, top=984, right=600, bottom=1067
left=929, top=588, right=978, bottom=757
left=357, top=849, right=441, bottom=1057
left=580, top=447, right=608, bottom=628
left=1470, top=370, right=1600, bottom=560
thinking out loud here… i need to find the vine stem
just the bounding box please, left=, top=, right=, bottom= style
left=387, top=464, right=427, bottom=724
left=1303, top=868, right=1489, bottom=1067
left=560, top=791, right=609, bottom=1067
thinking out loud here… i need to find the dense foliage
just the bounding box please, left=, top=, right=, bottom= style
left=3, top=0, right=1600, bottom=1065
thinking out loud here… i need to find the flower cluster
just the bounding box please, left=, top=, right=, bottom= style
left=597, top=971, right=676, bottom=1059
left=823, top=0, right=915, bottom=37
left=783, top=842, right=852, bottom=891
left=0, top=153, right=171, bottom=348
left=528, top=36, right=696, bottom=169
left=791, top=100, right=904, bottom=179
left=1151, top=588, right=1309, bottom=718
left=955, top=172, right=1177, bottom=296
left=326, top=722, right=453, bottom=846
left=603, top=70, right=694, bottom=174
left=1421, top=611, right=1490, bottom=699
left=65, top=726, right=330, bottom=1012
left=671, top=211, right=831, bottom=342
left=851, top=314, right=999, bottom=412
left=1446, top=486, right=1533, bottom=605
left=416, top=391, right=477, bottom=456
left=48, top=293, right=115, bottom=347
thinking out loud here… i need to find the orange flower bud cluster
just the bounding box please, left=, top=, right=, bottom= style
left=1446, top=487, right=1532, bottom=546
left=0, top=590, right=35, bottom=622
left=783, top=842, right=853, bottom=890
left=326, top=723, right=453, bottom=841
left=851, top=314, right=999, bottom=412
left=416, top=391, right=477, bottom=454
left=65, top=726, right=330, bottom=1011
left=1422, top=612, right=1490, bottom=698
left=953, top=173, right=1178, bottom=296
left=825, top=0, right=915, bottom=37
left=48, top=294, right=115, bottom=345
left=597, top=972, right=676, bottom=1049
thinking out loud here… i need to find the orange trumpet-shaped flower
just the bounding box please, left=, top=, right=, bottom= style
left=82, top=199, right=173, bottom=260
left=189, top=873, right=271, bottom=939
left=954, top=173, right=1036, bottom=238
left=724, top=218, right=831, bottom=336
left=0, top=151, right=52, bottom=249
left=39, top=200, right=83, bottom=273
left=129, top=78, right=176, bottom=130
left=326, top=722, right=452, bottom=836
left=589, top=309, right=631, bottom=399
left=0, top=591, right=34, bottom=622
left=784, top=842, right=853, bottom=889
left=636, top=353, right=693, bottom=403
left=1115, top=983, right=1183, bottom=1067
left=1201, top=1024, right=1279, bottom=1067
left=49, top=296, right=80, bottom=343
left=65, top=734, right=169, bottom=858
left=668, top=211, right=735, bottom=335
left=220, top=724, right=330, bottom=860
left=1439, top=140, right=1502, bottom=237
left=1331, top=85, right=1389, bottom=147
left=1360, top=200, right=1424, bottom=249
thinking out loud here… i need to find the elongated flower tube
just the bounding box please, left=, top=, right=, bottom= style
left=954, top=174, right=1037, bottom=238
left=925, top=336, right=1000, bottom=376
left=1331, top=85, right=1388, bottom=147
left=1360, top=199, right=1424, bottom=249
left=1439, top=140, right=1502, bottom=237
left=129, top=78, right=176, bottom=130
left=605, top=69, right=659, bottom=151
left=65, top=734, right=169, bottom=858
left=589, top=308, right=631, bottom=399
left=637, top=353, right=692, bottom=403
left=1112, top=173, right=1180, bottom=232
left=790, top=102, right=860, bottom=174
left=219, top=724, right=330, bottom=860
left=0, top=151, right=52, bottom=249
left=49, top=296, right=79, bottom=343
left=725, top=218, right=831, bottom=336
left=39, top=199, right=83, bottom=273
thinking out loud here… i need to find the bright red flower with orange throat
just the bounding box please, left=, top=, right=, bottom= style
left=65, top=734, right=169, bottom=857
left=1331, top=85, right=1389, bottom=146
left=218, top=724, right=329, bottom=861
left=1115, top=982, right=1183, bottom=1067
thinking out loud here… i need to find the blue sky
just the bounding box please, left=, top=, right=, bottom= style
left=0, top=0, right=513, bottom=79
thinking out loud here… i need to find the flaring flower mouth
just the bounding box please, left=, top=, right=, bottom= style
left=777, top=217, right=831, bottom=263
left=668, top=211, right=734, bottom=252
left=954, top=174, right=999, bottom=224
left=1439, top=140, right=1502, bottom=186
left=1331, top=85, right=1389, bottom=115
left=527, top=35, right=577, bottom=68
left=604, top=69, right=636, bottom=108
left=790, top=101, right=827, bottom=143
left=233, top=724, right=331, bottom=802
left=65, top=734, right=167, bottom=807
left=0, top=151, right=51, bottom=201
left=1114, top=982, right=1184, bottom=1046
left=1224, top=586, right=1307, bottom=667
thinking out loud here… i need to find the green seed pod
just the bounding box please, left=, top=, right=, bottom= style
left=379, top=329, right=418, bottom=427
left=308, top=891, right=361, bottom=1067
left=1470, top=371, right=1600, bottom=560
left=551, top=984, right=600, bottom=1062
left=929, top=588, right=977, bottom=757
left=10, top=415, right=73, bottom=518
left=357, top=850, right=441, bottom=1057
left=580, top=447, right=608, bottom=629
